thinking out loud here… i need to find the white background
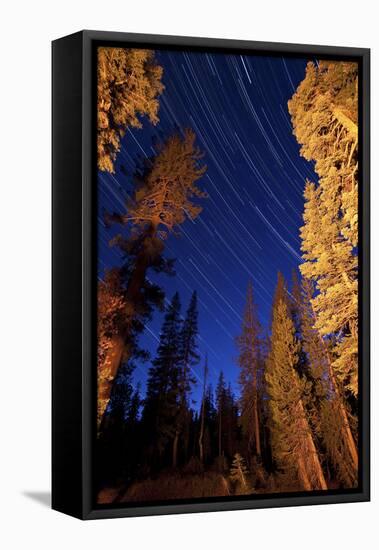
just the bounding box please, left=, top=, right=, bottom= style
left=0, top=1, right=376, bottom=548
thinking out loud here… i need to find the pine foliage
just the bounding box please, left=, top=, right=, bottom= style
left=125, top=129, right=207, bottom=237
left=97, top=47, right=164, bottom=173
left=173, top=291, right=200, bottom=465
left=288, top=61, right=358, bottom=398
left=265, top=275, right=327, bottom=491
left=95, top=55, right=360, bottom=502
left=142, top=293, right=182, bottom=458
left=230, top=453, right=250, bottom=492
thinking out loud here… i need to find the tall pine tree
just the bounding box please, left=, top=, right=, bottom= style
left=198, top=355, right=209, bottom=465
left=265, top=274, right=327, bottom=491
left=172, top=291, right=200, bottom=467
left=215, top=372, right=239, bottom=468
left=141, top=293, right=182, bottom=467
left=236, top=281, right=262, bottom=461
left=300, top=277, right=358, bottom=487
left=99, top=130, right=207, bottom=426
left=288, top=61, right=358, bottom=401
left=97, top=47, right=164, bottom=173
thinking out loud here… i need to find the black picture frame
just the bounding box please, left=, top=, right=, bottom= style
left=52, top=30, right=370, bottom=520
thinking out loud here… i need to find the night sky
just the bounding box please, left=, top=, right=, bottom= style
left=98, top=49, right=319, bottom=405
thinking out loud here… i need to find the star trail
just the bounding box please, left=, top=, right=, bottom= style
left=97, top=49, right=318, bottom=404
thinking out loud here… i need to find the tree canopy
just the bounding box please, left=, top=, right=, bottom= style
left=97, top=47, right=164, bottom=173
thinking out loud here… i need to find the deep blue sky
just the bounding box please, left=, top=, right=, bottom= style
left=98, top=49, right=318, bottom=405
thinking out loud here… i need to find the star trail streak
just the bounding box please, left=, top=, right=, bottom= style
left=97, top=49, right=318, bottom=403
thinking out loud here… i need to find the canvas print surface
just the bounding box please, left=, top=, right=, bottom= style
left=96, top=46, right=359, bottom=506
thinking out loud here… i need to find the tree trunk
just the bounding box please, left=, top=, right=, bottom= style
left=310, top=300, right=358, bottom=476
left=297, top=455, right=312, bottom=491
left=97, top=333, right=125, bottom=430
left=297, top=399, right=328, bottom=490
left=239, top=465, right=247, bottom=489
left=327, top=358, right=359, bottom=471
left=173, top=430, right=179, bottom=469
left=199, top=402, right=205, bottom=464
left=332, top=108, right=358, bottom=141
left=319, top=334, right=358, bottom=473
left=198, top=359, right=207, bottom=464
left=253, top=392, right=261, bottom=457
left=98, top=224, right=159, bottom=432
left=218, top=409, right=222, bottom=459
left=174, top=353, right=189, bottom=466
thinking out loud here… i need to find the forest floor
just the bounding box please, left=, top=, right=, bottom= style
left=97, top=468, right=338, bottom=505
left=97, top=471, right=235, bottom=504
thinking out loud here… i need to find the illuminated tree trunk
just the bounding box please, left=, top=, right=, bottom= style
left=309, top=294, right=358, bottom=475
left=299, top=277, right=358, bottom=486
left=332, top=109, right=358, bottom=141
left=266, top=282, right=327, bottom=491
left=297, top=457, right=312, bottom=491
left=98, top=223, right=159, bottom=431
left=97, top=333, right=125, bottom=427
left=296, top=398, right=328, bottom=490
left=322, top=337, right=358, bottom=472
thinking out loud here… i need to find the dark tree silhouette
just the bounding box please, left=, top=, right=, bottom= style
left=237, top=281, right=263, bottom=461
left=173, top=291, right=200, bottom=467
left=141, top=293, right=182, bottom=467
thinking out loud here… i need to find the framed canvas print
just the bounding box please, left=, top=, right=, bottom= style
left=52, top=30, right=370, bottom=520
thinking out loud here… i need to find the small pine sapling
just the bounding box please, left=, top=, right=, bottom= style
left=230, top=453, right=251, bottom=494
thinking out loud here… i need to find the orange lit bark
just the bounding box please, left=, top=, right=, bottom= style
left=309, top=300, right=358, bottom=479
left=98, top=223, right=159, bottom=432
left=252, top=382, right=261, bottom=457
left=325, top=348, right=359, bottom=472
left=296, top=399, right=328, bottom=490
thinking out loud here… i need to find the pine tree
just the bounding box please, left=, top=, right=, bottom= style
left=300, top=179, right=358, bottom=399
left=224, top=383, right=240, bottom=460
left=172, top=291, right=200, bottom=467
left=97, top=47, right=164, bottom=173
left=300, top=277, right=358, bottom=486
left=125, top=129, right=207, bottom=237
left=99, top=130, right=207, bottom=426
left=230, top=453, right=250, bottom=493
left=288, top=61, right=359, bottom=485
left=124, top=383, right=142, bottom=478
left=265, top=274, right=327, bottom=491
left=290, top=271, right=304, bottom=350
left=288, top=61, right=358, bottom=400
left=141, top=293, right=182, bottom=465
left=128, top=383, right=142, bottom=427
left=201, top=384, right=217, bottom=464
left=215, top=372, right=239, bottom=467
left=97, top=255, right=171, bottom=431
left=198, top=355, right=208, bottom=464
left=216, top=371, right=226, bottom=462
left=237, top=281, right=262, bottom=460
left=297, top=277, right=329, bottom=425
